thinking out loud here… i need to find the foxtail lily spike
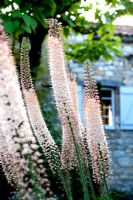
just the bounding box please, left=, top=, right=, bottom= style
left=0, top=22, right=28, bottom=191
left=20, top=37, right=60, bottom=172
left=83, top=60, right=110, bottom=182
left=0, top=21, right=53, bottom=200
left=48, top=19, right=83, bottom=169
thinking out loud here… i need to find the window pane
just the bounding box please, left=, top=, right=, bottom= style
left=102, top=106, right=113, bottom=126
left=100, top=88, right=114, bottom=127
left=104, top=117, right=109, bottom=125
left=102, top=99, right=111, bottom=107
left=101, top=90, right=112, bottom=97
left=103, top=108, right=110, bottom=116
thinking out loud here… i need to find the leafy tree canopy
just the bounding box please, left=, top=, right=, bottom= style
left=0, top=0, right=133, bottom=64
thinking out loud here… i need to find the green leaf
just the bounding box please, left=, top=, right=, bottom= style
left=63, top=27, right=70, bottom=37
left=21, top=23, right=32, bottom=33
left=98, top=24, right=115, bottom=37
left=12, top=10, right=22, bottom=18
left=22, top=14, right=37, bottom=31
left=63, top=15, right=75, bottom=28
left=15, top=0, right=21, bottom=4
left=83, top=4, right=93, bottom=11
left=33, top=12, right=48, bottom=28
left=49, top=0, right=56, bottom=16
left=88, top=33, right=94, bottom=41
left=41, top=0, right=56, bottom=17
left=4, top=20, right=15, bottom=33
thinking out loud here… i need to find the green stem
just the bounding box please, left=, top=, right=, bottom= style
left=64, top=106, right=90, bottom=200
left=99, top=148, right=111, bottom=200
left=47, top=148, right=73, bottom=200
left=73, top=141, right=90, bottom=200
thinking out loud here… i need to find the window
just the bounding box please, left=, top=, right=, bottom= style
left=77, top=83, right=115, bottom=129
left=101, top=88, right=115, bottom=129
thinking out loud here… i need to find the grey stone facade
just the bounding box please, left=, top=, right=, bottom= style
left=69, top=26, right=133, bottom=193
left=108, top=130, right=133, bottom=193
left=94, top=30, right=133, bottom=193
left=93, top=43, right=133, bottom=86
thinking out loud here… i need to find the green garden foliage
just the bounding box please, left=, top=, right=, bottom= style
left=0, top=0, right=132, bottom=64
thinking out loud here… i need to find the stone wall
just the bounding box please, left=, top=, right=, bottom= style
left=94, top=41, right=133, bottom=193
left=93, top=42, right=133, bottom=86
left=69, top=42, right=133, bottom=85
left=108, top=130, right=133, bottom=193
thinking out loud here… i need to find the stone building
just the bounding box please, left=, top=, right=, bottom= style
left=69, top=25, right=133, bottom=193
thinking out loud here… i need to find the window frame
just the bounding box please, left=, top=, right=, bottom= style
left=101, top=87, right=115, bottom=130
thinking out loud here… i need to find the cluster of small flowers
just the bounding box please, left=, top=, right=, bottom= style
left=0, top=17, right=110, bottom=200
left=48, top=19, right=110, bottom=182
left=0, top=21, right=53, bottom=199
left=83, top=60, right=110, bottom=182
left=48, top=19, right=83, bottom=169
left=20, top=37, right=60, bottom=173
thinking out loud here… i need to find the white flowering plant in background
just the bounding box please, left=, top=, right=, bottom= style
left=0, top=19, right=110, bottom=200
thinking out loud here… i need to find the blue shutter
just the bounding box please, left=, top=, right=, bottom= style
left=120, top=86, right=133, bottom=130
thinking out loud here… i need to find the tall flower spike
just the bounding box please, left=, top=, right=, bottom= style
left=0, top=21, right=27, bottom=189
left=48, top=19, right=83, bottom=169
left=20, top=37, right=60, bottom=172
left=0, top=21, right=53, bottom=200
left=83, top=60, right=110, bottom=182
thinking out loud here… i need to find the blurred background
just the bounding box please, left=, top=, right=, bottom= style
left=0, top=0, right=133, bottom=199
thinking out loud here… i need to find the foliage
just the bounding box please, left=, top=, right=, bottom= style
left=105, top=0, right=133, bottom=16
left=65, top=24, right=122, bottom=62
left=0, top=0, right=132, bottom=64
